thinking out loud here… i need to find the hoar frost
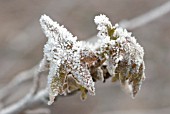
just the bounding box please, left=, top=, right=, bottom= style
left=39, top=14, right=145, bottom=105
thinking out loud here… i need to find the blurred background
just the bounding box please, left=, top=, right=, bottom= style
left=0, top=0, right=170, bottom=114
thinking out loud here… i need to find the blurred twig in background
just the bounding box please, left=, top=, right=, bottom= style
left=120, top=0, right=170, bottom=30
left=0, top=65, right=38, bottom=102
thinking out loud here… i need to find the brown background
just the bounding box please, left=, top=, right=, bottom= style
left=0, top=0, right=170, bottom=114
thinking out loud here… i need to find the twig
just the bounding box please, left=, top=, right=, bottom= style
left=119, top=1, right=170, bottom=30
left=0, top=63, right=45, bottom=114
left=0, top=89, right=48, bottom=114
left=0, top=65, right=38, bottom=102
left=1, top=1, right=170, bottom=113
left=88, top=1, right=170, bottom=42
left=2, top=1, right=170, bottom=101
left=0, top=89, right=80, bottom=114
left=25, top=108, right=51, bottom=114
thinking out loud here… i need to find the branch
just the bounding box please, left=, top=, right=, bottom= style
left=1, top=1, right=170, bottom=113
left=120, top=1, right=170, bottom=30
left=25, top=108, right=51, bottom=114
left=2, top=1, right=170, bottom=100
left=0, top=64, right=47, bottom=114
left=0, top=65, right=38, bottom=102
left=88, top=1, right=170, bottom=42
left=0, top=89, right=48, bottom=114
left=0, top=89, right=80, bottom=114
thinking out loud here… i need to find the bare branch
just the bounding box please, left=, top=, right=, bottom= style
left=0, top=89, right=80, bottom=114
left=0, top=61, right=47, bottom=114
left=88, top=1, right=170, bottom=42
left=120, top=1, right=170, bottom=30
left=0, top=65, right=38, bottom=102
left=25, top=108, right=51, bottom=114
left=0, top=89, right=48, bottom=114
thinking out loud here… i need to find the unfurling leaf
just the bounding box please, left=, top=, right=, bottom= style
left=39, top=14, right=145, bottom=105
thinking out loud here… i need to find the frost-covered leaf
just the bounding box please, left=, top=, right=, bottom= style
left=94, top=14, right=145, bottom=98
left=40, top=14, right=95, bottom=104
left=39, top=14, right=145, bottom=105
left=71, top=63, right=95, bottom=95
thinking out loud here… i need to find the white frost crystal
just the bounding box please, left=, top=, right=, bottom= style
left=39, top=14, right=145, bottom=105
left=94, top=14, right=112, bottom=39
